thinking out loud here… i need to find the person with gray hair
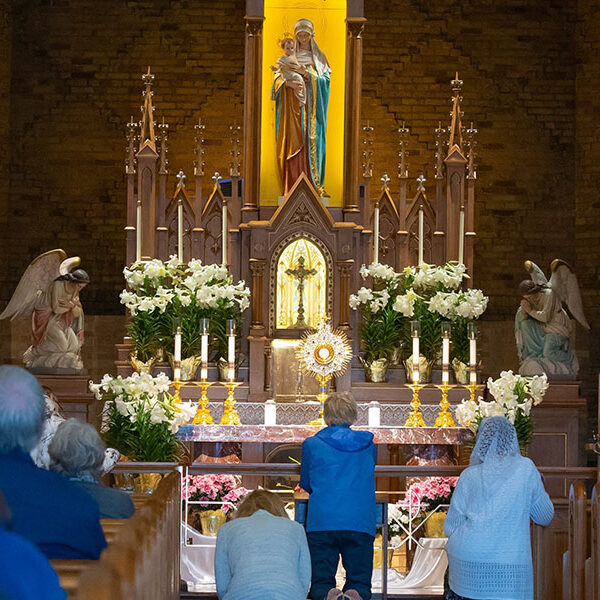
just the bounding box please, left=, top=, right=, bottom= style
left=0, top=365, right=106, bottom=559
left=49, top=419, right=134, bottom=519
left=299, top=392, right=377, bottom=600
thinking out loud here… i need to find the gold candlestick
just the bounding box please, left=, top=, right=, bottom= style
left=192, top=380, right=214, bottom=425
left=172, top=377, right=182, bottom=403
left=434, top=382, right=456, bottom=427
left=405, top=382, right=426, bottom=427
left=466, top=381, right=478, bottom=403
left=220, top=381, right=241, bottom=425
left=307, top=375, right=328, bottom=427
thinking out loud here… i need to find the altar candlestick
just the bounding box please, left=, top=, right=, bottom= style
left=200, top=318, right=209, bottom=381
left=458, top=205, right=465, bottom=265
left=177, top=198, right=183, bottom=263
left=468, top=322, right=477, bottom=384
left=173, top=323, right=182, bottom=381
left=373, top=200, right=380, bottom=263
left=264, top=400, right=277, bottom=426
left=227, top=319, right=235, bottom=382
left=418, top=205, right=424, bottom=265
left=222, top=200, right=228, bottom=267
left=368, top=401, right=381, bottom=427
left=136, top=199, right=142, bottom=262
left=441, top=322, right=451, bottom=384
left=411, top=320, right=421, bottom=384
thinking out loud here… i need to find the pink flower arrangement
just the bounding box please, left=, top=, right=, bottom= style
left=183, top=474, right=249, bottom=513
left=404, top=476, right=458, bottom=513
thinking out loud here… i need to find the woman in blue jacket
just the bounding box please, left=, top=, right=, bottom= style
left=300, top=392, right=377, bottom=600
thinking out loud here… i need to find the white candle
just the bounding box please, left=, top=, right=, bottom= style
left=373, top=202, right=380, bottom=264
left=458, top=205, right=465, bottom=265
left=200, top=334, right=208, bottom=381
left=228, top=335, right=235, bottom=382
left=222, top=201, right=228, bottom=267
left=418, top=205, right=424, bottom=265
left=136, top=199, right=142, bottom=262
left=264, top=400, right=277, bottom=426
left=469, top=338, right=477, bottom=383
left=177, top=199, right=183, bottom=262
left=174, top=330, right=182, bottom=362
left=368, top=401, right=381, bottom=427
left=412, top=337, right=420, bottom=384
left=442, top=338, right=450, bottom=384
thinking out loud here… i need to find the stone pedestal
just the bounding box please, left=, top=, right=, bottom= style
left=35, top=374, right=95, bottom=423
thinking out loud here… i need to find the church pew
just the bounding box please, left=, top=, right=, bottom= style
left=100, top=518, right=126, bottom=543
left=76, top=470, right=181, bottom=600
left=50, top=560, right=96, bottom=599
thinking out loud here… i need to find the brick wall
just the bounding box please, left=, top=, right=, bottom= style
left=575, top=0, right=600, bottom=425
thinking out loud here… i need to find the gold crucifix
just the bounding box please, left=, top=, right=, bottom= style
left=285, top=255, right=317, bottom=328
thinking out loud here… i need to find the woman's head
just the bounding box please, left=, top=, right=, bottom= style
left=48, top=418, right=105, bottom=480
left=234, top=490, right=289, bottom=519
left=471, top=416, right=520, bottom=465
left=323, top=392, right=357, bottom=426
left=294, top=18, right=314, bottom=50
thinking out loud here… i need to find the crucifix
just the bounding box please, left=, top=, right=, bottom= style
left=286, top=255, right=316, bottom=328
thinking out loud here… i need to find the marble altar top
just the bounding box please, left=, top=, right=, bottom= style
left=177, top=424, right=470, bottom=445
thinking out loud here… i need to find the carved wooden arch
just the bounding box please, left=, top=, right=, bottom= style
left=200, top=184, right=231, bottom=265
left=406, top=192, right=435, bottom=265
left=378, top=188, right=400, bottom=269
left=166, top=185, right=195, bottom=262
left=268, top=230, right=334, bottom=337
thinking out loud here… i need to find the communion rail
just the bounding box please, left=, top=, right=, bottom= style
left=106, top=462, right=598, bottom=599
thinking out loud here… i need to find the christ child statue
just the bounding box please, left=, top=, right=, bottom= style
left=271, top=36, right=307, bottom=105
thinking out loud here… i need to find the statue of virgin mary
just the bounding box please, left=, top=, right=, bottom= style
left=271, top=18, right=331, bottom=195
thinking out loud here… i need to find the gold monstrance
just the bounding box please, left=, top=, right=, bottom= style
left=297, top=321, right=353, bottom=426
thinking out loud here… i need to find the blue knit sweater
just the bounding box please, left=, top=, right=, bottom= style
left=444, top=455, right=554, bottom=600
left=214, top=510, right=311, bottom=600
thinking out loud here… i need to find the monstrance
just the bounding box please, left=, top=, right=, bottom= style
left=296, top=320, right=353, bottom=426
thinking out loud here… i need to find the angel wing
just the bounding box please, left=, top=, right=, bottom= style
left=524, top=260, right=548, bottom=286
left=549, top=259, right=590, bottom=330
left=0, top=249, right=67, bottom=321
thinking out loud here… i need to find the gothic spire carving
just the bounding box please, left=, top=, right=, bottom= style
left=447, top=72, right=465, bottom=157
left=139, top=66, right=156, bottom=152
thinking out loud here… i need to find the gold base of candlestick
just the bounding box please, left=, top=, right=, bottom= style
left=192, top=380, right=214, bottom=425
left=404, top=382, right=426, bottom=427
left=434, top=382, right=456, bottom=427
left=220, top=381, right=241, bottom=425
left=172, top=380, right=182, bottom=403
left=307, top=391, right=326, bottom=426
left=466, top=381, right=478, bottom=403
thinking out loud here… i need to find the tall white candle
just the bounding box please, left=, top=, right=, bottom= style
left=418, top=205, right=424, bottom=265
left=469, top=338, right=477, bottom=383
left=373, top=202, right=380, bottom=264
left=442, top=338, right=450, bottom=384
left=264, top=400, right=277, bottom=426
left=174, top=328, right=182, bottom=381
left=136, top=199, right=142, bottom=262
left=222, top=201, right=228, bottom=267
left=412, top=337, right=420, bottom=384
left=227, top=335, right=235, bottom=382
left=458, top=205, right=465, bottom=265
left=200, top=334, right=208, bottom=381
left=177, top=199, right=183, bottom=263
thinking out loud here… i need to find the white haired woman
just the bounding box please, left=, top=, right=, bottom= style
left=49, top=419, right=134, bottom=519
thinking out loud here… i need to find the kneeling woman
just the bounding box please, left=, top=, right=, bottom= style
left=214, top=490, right=311, bottom=600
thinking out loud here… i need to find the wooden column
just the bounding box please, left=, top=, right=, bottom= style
left=337, top=260, right=354, bottom=329
left=249, top=259, right=265, bottom=328
left=242, top=16, right=264, bottom=219
left=342, top=17, right=366, bottom=216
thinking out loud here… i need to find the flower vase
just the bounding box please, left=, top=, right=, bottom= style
left=132, top=472, right=163, bottom=494
left=403, top=355, right=433, bottom=383
left=373, top=534, right=395, bottom=569
left=424, top=511, right=446, bottom=538
left=168, top=354, right=203, bottom=381
left=217, top=357, right=237, bottom=382
left=130, top=351, right=162, bottom=375
left=360, top=357, right=389, bottom=383
left=451, top=358, right=469, bottom=384
left=199, top=509, right=227, bottom=536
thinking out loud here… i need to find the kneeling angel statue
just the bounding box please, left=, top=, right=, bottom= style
left=515, top=259, right=589, bottom=377
left=0, top=249, right=89, bottom=372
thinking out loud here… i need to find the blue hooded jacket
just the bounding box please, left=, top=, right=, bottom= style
left=299, top=425, right=377, bottom=536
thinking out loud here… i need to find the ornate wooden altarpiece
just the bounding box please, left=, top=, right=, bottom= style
left=114, top=0, right=585, bottom=475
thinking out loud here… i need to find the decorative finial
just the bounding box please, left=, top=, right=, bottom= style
left=380, top=173, right=390, bottom=190
left=416, top=174, right=426, bottom=192
left=466, top=121, right=478, bottom=179
left=434, top=121, right=446, bottom=179
left=229, top=120, right=241, bottom=178
left=142, top=66, right=154, bottom=96
left=158, top=117, right=169, bottom=175
left=176, top=170, right=186, bottom=188
left=212, top=172, right=222, bottom=187
left=361, top=121, right=374, bottom=179
left=398, top=122, right=410, bottom=179
left=125, top=116, right=138, bottom=174
left=451, top=72, right=463, bottom=96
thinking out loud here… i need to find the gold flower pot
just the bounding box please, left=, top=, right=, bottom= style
left=168, top=354, right=203, bottom=381
left=424, top=511, right=446, bottom=538
left=217, top=357, right=237, bottom=382
left=130, top=351, right=162, bottom=375
left=451, top=358, right=469, bottom=384
left=199, top=509, right=227, bottom=536
left=360, top=357, right=389, bottom=383
left=132, top=472, right=163, bottom=494
left=403, top=355, right=433, bottom=383
left=373, top=534, right=395, bottom=569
